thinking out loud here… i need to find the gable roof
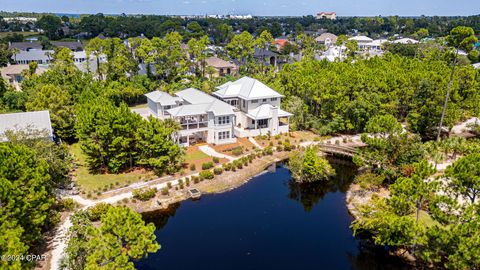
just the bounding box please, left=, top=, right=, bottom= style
left=9, top=41, right=42, bottom=51
left=214, top=77, right=284, bottom=100
left=175, top=88, right=217, bottom=105
left=0, top=110, right=53, bottom=141
left=1, top=64, right=47, bottom=79
left=51, top=41, right=84, bottom=51
left=205, top=57, right=237, bottom=69
left=392, top=38, right=419, bottom=44
left=12, top=50, right=54, bottom=62
left=315, top=33, right=338, bottom=43
left=145, top=90, right=182, bottom=106
left=348, top=36, right=373, bottom=43
left=245, top=104, right=293, bottom=120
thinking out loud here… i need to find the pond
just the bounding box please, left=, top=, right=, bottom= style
left=137, top=159, right=410, bottom=270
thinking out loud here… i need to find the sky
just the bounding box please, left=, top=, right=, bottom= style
left=0, top=0, right=479, bottom=16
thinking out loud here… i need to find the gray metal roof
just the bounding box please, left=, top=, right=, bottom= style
left=9, top=42, right=42, bottom=51
left=166, top=88, right=235, bottom=117
left=12, top=50, right=54, bottom=62
left=214, top=77, right=284, bottom=100
left=175, top=88, right=216, bottom=105
left=0, top=110, right=53, bottom=141
left=145, top=90, right=182, bottom=106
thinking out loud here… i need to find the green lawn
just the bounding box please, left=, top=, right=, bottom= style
left=129, top=103, right=148, bottom=109
left=69, top=143, right=155, bottom=194
left=185, top=148, right=209, bottom=162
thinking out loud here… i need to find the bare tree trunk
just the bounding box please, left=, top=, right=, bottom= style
left=437, top=49, right=459, bottom=141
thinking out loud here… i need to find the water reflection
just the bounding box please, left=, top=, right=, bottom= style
left=287, top=158, right=357, bottom=212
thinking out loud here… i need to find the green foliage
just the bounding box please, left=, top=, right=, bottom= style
left=213, top=167, right=223, bottom=175
left=0, top=143, right=56, bottom=269
left=37, top=15, right=62, bottom=39
left=231, top=146, right=244, bottom=156
left=132, top=187, right=158, bottom=201
left=64, top=206, right=160, bottom=270
left=445, top=153, right=480, bottom=204
left=355, top=172, right=385, bottom=190
left=26, top=84, right=76, bottom=141
left=288, top=146, right=335, bottom=183
left=227, top=31, right=254, bottom=68
left=201, top=161, right=214, bottom=170
left=199, top=170, right=214, bottom=180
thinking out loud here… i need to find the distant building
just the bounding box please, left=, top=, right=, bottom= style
left=1, top=64, right=47, bottom=90
left=315, top=33, right=338, bottom=47
left=3, top=17, right=37, bottom=23
left=9, top=41, right=42, bottom=52
left=392, top=38, right=419, bottom=45
left=316, top=12, right=337, bottom=20
left=11, top=50, right=54, bottom=65
left=0, top=110, right=53, bottom=142
left=254, top=48, right=279, bottom=67
left=473, top=63, right=480, bottom=69
left=274, top=38, right=289, bottom=51
left=51, top=41, right=84, bottom=51
left=204, top=57, right=238, bottom=78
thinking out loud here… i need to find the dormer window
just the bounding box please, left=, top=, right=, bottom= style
left=271, top=98, right=278, bottom=101
left=252, top=100, right=258, bottom=103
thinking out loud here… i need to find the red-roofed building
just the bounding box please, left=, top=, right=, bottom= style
left=274, top=39, right=289, bottom=50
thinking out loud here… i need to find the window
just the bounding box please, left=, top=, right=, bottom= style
left=242, top=100, right=246, bottom=107
left=262, top=99, right=267, bottom=102
left=251, top=100, right=258, bottom=103
left=271, top=98, right=278, bottom=101
left=218, top=131, right=230, bottom=140
left=217, top=116, right=230, bottom=125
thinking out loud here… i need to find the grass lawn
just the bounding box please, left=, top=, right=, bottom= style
left=185, top=147, right=210, bottom=161
left=69, top=143, right=155, bottom=194
left=129, top=103, right=148, bottom=109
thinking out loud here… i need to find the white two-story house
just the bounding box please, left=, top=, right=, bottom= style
left=144, top=77, right=291, bottom=146
left=145, top=88, right=236, bottom=146
left=213, top=77, right=292, bottom=137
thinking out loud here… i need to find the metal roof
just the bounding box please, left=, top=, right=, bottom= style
left=245, top=104, right=292, bottom=120
left=0, top=110, right=53, bottom=141
left=214, top=77, right=284, bottom=100
left=145, top=90, right=182, bottom=106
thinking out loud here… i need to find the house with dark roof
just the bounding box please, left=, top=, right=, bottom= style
left=9, top=41, right=42, bottom=51
left=51, top=41, right=84, bottom=51
left=254, top=48, right=279, bottom=66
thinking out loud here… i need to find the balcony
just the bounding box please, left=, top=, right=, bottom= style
left=180, top=121, right=208, bottom=130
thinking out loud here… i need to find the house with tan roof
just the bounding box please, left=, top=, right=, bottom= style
left=204, top=56, right=238, bottom=78
left=315, top=33, right=338, bottom=47
left=1, top=64, right=47, bottom=90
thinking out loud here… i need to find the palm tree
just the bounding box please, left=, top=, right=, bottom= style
left=437, top=26, right=478, bottom=141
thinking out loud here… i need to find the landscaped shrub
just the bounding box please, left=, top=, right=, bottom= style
left=132, top=187, right=157, bottom=201
left=223, top=163, right=232, bottom=171
left=275, top=134, right=281, bottom=140
left=231, top=146, right=244, bottom=156
left=199, top=170, right=215, bottom=180
left=213, top=167, right=223, bottom=175
left=335, top=140, right=340, bottom=145
left=202, top=161, right=214, bottom=170
left=161, top=187, right=169, bottom=195
left=167, top=182, right=172, bottom=189
left=192, top=175, right=199, bottom=184
left=283, top=141, right=293, bottom=151
left=62, top=198, right=77, bottom=211
left=189, top=163, right=196, bottom=171
left=87, top=203, right=112, bottom=221
left=264, top=147, right=273, bottom=155
left=277, top=145, right=284, bottom=152
left=212, top=157, right=220, bottom=163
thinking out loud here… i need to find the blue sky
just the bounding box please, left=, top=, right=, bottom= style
left=0, top=0, right=479, bottom=16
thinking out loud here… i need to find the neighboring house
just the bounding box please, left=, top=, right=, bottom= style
left=204, top=56, right=238, bottom=78
left=349, top=36, right=388, bottom=51
left=12, top=50, right=54, bottom=65
left=274, top=38, right=289, bottom=51
left=145, top=88, right=236, bottom=146
left=144, top=77, right=291, bottom=146
left=473, top=63, right=480, bottom=69
left=316, top=45, right=346, bottom=62
left=315, top=33, right=338, bottom=47
left=316, top=12, right=337, bottom=20
left=9, top=41, right=42, bottom=51
left=392, top=38, right=419, bottom=44
left=0, top=64, right=47, bottom=90
left=213, top=77, right=292, bottom=138
left=51, top=41, right=84, bottom=51
left=0, top=110, right=53, bottom=142
left=254, top=48, right=279, bottom=67
left=348, top=35, right=373, bottom=49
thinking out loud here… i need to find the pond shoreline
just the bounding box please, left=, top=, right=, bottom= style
left=130, top=151, right=292, bottom=214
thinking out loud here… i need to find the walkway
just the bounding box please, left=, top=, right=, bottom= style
left=248, top=137, right=263, bottom=149
left=198, top=145, right=236, bottom=161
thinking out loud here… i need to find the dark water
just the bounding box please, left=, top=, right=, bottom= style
left=137, top=160, right=410, bottom=270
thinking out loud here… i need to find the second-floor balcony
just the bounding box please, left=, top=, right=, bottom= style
left=180, top=121, right=208, bottom=130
